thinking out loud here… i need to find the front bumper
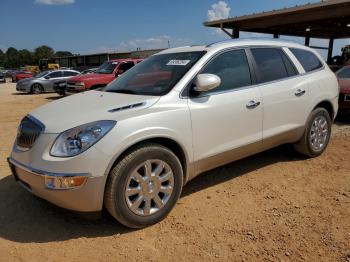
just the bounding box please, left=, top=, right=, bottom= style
left=66, top=84, right=85, bottom=93
left=7, top=157, right=107, bottom=212
left=16, top=83, right=30, bottom=92
left=338, top=93, right=350, bottom=115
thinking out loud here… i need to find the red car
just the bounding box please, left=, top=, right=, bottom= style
left=336, top=66, right=350, bottom=116
left=66, top=58, right=142, bottom=93
left=12, top=71, right=33, bottom=82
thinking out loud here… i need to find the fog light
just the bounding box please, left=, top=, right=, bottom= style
left=45, top=176, right=87, bottom=190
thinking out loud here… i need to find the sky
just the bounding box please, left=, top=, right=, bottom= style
left=0, top=0, right=348, bottom=59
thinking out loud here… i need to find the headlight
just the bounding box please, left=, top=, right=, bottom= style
left=75, top=82, right=85, bottom=86
left=50, top=120, right=116, bottom=157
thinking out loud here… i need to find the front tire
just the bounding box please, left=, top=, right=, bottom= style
left=294, top=108, right=332, bottom=157
left=31, top=83, right=43, bottom=94
left=104, top=143, right=183, bottom=228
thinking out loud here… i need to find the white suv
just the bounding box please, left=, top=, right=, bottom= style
left=8, top=40, right=339, bottom=228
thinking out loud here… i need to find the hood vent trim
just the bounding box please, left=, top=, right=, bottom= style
left=108, top=102, right=145, bottom=113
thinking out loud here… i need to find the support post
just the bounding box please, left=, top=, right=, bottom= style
left=220, top=23, right=234, bottom=38
left=233, top=28, right=240, bottom=39
left=327, top=38, right=334, bottom=64
left=305, top=36, right=310, bottom=46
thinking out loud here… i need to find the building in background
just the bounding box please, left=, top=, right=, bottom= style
left=52, top=49, right=164, bottom=70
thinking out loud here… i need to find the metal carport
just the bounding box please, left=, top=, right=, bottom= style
left=203, top=0, right=350, bottom=63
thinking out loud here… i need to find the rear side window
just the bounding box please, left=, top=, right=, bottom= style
left=118, top=62, right=135, bottom=72
left=251, top=48, right=290, bottom=83
left=48, top=71, right=63, bottom=78
left=64, top=71, right=79, bottom=77
left=289, top=48, right=323, bottom=72
left=280, top=51, right=298, bottom=76
left=201, top=49, right=252, bottom=93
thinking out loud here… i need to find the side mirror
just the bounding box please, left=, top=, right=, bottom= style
left=193, top=74, right=221, bottom=93
left=44, top=75, right=50, bottom=79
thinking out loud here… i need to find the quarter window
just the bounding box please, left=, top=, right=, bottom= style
left=251, top=48, right=290, bottom=83
left=200, top=49, right=252, bottom=93
left=289, top=48, right=323, bottom=72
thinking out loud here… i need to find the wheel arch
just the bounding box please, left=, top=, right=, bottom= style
left=104, top=136, right=190, bottom=185
left=31, top=82, right=44, bottom=91
left=313, top=100, right=335, bottom=120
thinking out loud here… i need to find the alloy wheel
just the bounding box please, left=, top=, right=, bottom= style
left=125, top=159, right=174, bottom=216
left=309, top=115, right=329, bottom=151
left=32, top=84, right=42, bottom=94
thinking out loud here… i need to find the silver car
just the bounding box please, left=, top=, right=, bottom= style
left=16, top=70, right=80, bottom=94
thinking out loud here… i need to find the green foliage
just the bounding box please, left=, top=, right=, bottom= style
left=0, top=49, right=4, bottom=67
left=1, top=46, right=72, bottom=68
left=5, top=47, right=20, bottom=68
left=34, top=45, right=55, bottom=61
left=55, top=51, right=73, bottom=57
left=19, top=49, right=35, bottom=65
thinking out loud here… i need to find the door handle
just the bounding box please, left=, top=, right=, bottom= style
left=295, top=89, right=306, bottom=97
left=246, top=100, right=261, bottom=109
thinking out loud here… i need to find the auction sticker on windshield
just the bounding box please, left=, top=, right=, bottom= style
left=166, top=60, right=191, bottom=66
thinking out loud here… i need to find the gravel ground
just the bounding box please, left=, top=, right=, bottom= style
left=0, top=81, right=349, bottom=262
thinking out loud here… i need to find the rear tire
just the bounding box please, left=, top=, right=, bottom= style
left=294, top=108, right=332, bottom=157
left=104, top=143, right=183, bottom=228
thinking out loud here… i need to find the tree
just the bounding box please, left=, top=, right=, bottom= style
left=54, top=51, right=73, bottom=57
left=5, top=47, right=20, bottom=68
left=0, top=49, right=5, bottom=67
left=34, top=45, right=55, bottom=61
left=19, top=49, right=35, bottom=65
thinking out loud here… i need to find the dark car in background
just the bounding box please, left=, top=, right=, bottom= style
left=0, top=72, right=6, bottom=83
left=336, top=66, right=350, bottom=116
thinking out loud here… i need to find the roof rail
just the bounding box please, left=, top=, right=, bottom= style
left=206, top=39, right=234, bottom=47
left=206, top=37, right=298, bottom=48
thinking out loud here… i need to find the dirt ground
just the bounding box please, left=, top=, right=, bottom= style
left=0, top=80, right=349, bottom=262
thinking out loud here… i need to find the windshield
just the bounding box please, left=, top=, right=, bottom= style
left=104, top=51, right=206, bottom=96
left=35, top=71, right=49, bottom=78
left=95, top=61, right=118, bottom=74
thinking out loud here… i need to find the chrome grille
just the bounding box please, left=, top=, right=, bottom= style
left=16, top=116, right=43, bottom=149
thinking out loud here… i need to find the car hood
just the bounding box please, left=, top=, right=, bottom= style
left=69, top=73, right=111, bottom=82
left=338, top=79, right=350, bottom=93
left=29, top=91, right=160, bottom=133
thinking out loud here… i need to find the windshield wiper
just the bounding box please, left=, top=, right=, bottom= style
left=107, top=89, right=137, bottom=94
